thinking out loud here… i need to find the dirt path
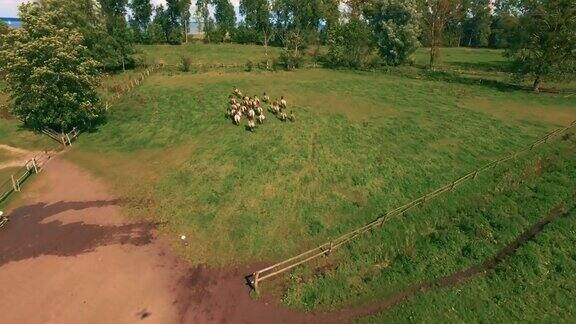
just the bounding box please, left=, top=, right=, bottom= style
left=0, top=158, right=340, bottom=324
left=0, top=144, right=44, bottom=170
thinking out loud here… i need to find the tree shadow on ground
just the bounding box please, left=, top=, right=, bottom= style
left=421, top=69, right=525, bottom=92
left=0, top=199, right=154, bottom=266
left=448, top=61, right=511, bottom=73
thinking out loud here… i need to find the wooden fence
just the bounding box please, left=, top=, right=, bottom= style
left=42, top=127, right=80, bottom=147
left=248, top=119, right=576, bottom=291
left=104, top=63, right=163, bottom=110
left=0, top=151, right=52, bottom=204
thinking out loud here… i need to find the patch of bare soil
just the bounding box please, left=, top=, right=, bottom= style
left=0, top=144, right=45, bottom=170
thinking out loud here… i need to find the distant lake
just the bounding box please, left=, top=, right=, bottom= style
left=0, top=17, right=21, bottom=28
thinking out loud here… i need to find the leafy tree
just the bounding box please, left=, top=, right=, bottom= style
left=462, top=0, right=491, bottom=47
left=0, top=21, right=9, bottom=35
left=33, top=0, right=134, bottom=71
left=506, top=0, right=576, bottom=92
left=489, top=0, right=523, bottom=48
left=196, top=0, right=216, bottom=42
left=278, top=29, right=306, bottom=69
left=273, top=0, right=324, bottom=45
left=180, top=0, right=192, bottom=43
left=326, top=18, right=375, bottom=68
left=423, top=0, right=463, bottom=67
left=129, top=0, right=153, bottom=43
left=343, top=0, right=366, bottom=19
left=213, top=0, right=237, bottom=42
left=166, top=0, right=184, bottom=43
left=240, top=0, right=274, bottom=65
left=98, top=0, right=134, bottom=70
left=363, top=0, right=422, bottom=66
left=0, top=1, right=102, bottom=131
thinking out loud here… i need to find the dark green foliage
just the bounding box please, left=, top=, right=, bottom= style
left=0, top=1, right=103, bottom=131
left=363, top=0, right=421, bottom=66
left=180, top=56, right=192, bottom=71
left=213, top=0, right=237, bottom=42
left=462, top=0, right=492, bottom=47
left=325, top=19, right=375, bottom=69
left=129, top=0, right=153, bottom=43
left=505, top=0, right=576, bottom=91
left=233, top=24, right=261, bottom=44
left=0, top=21, right=9, bottom=35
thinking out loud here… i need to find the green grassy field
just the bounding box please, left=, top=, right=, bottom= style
left=136, top=43, right=282, bottom=67
left=2, top=43, right=576, bottom=320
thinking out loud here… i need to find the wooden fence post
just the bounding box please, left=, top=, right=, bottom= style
left=32, top=159, right=38, bottom=173
left=11, top=175, right=19, bottom=192
left=253, top=272, right=260, bottom=292
left=66, top=134, right=72, bottom=146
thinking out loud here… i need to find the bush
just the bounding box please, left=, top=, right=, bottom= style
left=278, top=49, right=304, bottom=70
left=233, top=24, right=260, bottom=44
left=325, top=19, right=375, bottom=69
left=181, top=56, right=192, bottom=72
left=245, top=60, right=254, bottom=72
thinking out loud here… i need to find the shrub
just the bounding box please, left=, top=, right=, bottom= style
left=325, top=19, right=375, bottom=69
left=245, top=60, right=254, bottom=72
left=180, top=56, right=192, bottom=72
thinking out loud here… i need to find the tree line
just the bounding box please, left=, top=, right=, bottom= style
left=0, top=0, right=574, bottom=132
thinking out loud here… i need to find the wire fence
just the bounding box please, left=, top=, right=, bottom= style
left=248, top=119, right=576, bottom=291
left=0, top=151, right=52, bottom=204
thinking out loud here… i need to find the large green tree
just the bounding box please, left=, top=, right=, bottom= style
left=506, top=0, right=576, bottom=92
left=213, top=0, right=237, bottom=41
left=423, top=0, right=463, bottom=67
left=98, top=0, right=133, bottom=69
left=240, top=0, right=274, bottom=64
left=129, top=0, right=153, bottom=43
left=195, top=0, right=216, bottom=42
left=363, top=0, right=422, bottom=66
left=180, top=0, right=192, bottom=43
left=462, top=0, right=491, bottom=47
left=326, top=18, right=375, bottom=68
left=0, top=1, right=102, bottom=131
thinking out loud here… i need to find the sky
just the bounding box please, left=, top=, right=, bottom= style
left=0, top=0, right=27, bottom=17
left=0, top=0, right=241, bottom=17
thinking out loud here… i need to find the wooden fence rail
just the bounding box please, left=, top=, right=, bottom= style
left=104, top=63, right=163, bottom=110
left=248, top=119, right=576, bottom=291
left=0, top=151, right=51, bottom=204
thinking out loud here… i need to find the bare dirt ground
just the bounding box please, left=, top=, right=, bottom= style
left=0, top=157, right=568, bottom=323
left=0, top=158, right=344, bottom=324
left=0, top=144, right=44, bottom=170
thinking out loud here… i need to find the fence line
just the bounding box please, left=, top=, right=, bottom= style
left=104, top=63, right=163, bottom=110
left=39, top=64, right=163, bottom=146
left=0, top=151, right=52, bottom=204
left=248, top=119, right=576, bottom=291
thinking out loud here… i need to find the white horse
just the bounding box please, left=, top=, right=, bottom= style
left=234, top=113, right=241, bottom=125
